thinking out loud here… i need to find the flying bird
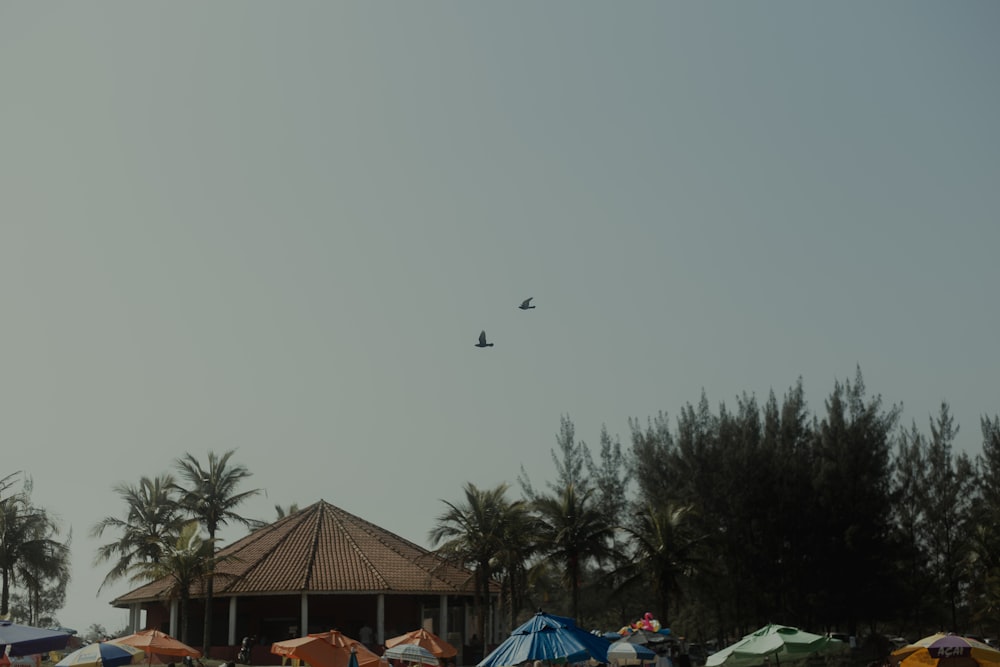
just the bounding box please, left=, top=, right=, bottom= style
left=519, top=297, right=535, bottom=310
left=475, top=330, right=494, bottom=348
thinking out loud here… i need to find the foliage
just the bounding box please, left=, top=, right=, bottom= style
left=127, top=521, right=214, bottom=645
left=426, top=372, right=998, bottom=643
left=532, top=483, right=616, bottom=622
left=8, top=366, right=998, bottom=647
left=91, top=474, right=186, bottom=593
left=0, top=476, right=71, bottom=621
left=429, top=482, right=517, bottom=641
left=616, top=502, right=703, bottom=625
left=172, top=450, right=260, bottom=654
left=969, top=416, right=1000, bottom=637
left=9, top=571, right=68, bottom=627
left=810, top=369, right=900, bottom=635
left=84, top=623, right=108, bottom=643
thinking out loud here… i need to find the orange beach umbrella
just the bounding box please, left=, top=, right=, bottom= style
left=385, top=629, right=457, bottom=659
left=272, top=632, right=379, bottom=667
left=112, top=629, right=201, bottom=664
left=892, top=633, right=1000, bottom=667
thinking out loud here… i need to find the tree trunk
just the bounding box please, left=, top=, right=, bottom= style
left=202, top=574, right=214, bottom=657
left=477, top=562, right=488, bottom=646
left=569, top=555, right=580, bottom=622
left=1, top=568, right=9, bottom=616
left=181, top=593, right=190, bottom=645
left=658, top=580, right=670, bottom=627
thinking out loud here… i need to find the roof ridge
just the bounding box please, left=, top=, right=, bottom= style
left=326, top=503, right=390, bottom=588
left=325, top=502, right=463, bottom=592
left=302, top=501, right=327, bottom=589
left=215, top=502, right=318, bottom=591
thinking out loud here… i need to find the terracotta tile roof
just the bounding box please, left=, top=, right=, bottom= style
left=113, top=500, right=481, bottom=605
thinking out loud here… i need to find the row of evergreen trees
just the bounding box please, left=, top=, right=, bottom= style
left=515, top=368, right=999, bottom=646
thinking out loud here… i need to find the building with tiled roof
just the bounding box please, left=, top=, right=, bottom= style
left=112, top=500, right=495, bottom=663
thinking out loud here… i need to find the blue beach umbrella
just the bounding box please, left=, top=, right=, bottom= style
left=56, top=642, right=145, bottom=667
left=479, top=612, right=610, bottom=667
left=0, top=620, right=71, bottom=657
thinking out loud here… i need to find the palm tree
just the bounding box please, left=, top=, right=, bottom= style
left=617, top=502, right=704, bottom=625
left=532, top=483, right=615, bottom=623
left=0, top=481, right=69, bottom=618
left=491, top=497, right=538, bottom=633
left=91, top=474, right=186, bottom=593
left=0, top=473, right=19, bottom=499
left=430, top=482, right=513, bottom=645
left=173, top=450, right=260, bottom=655
left=128, top=521, right=214, bottom=645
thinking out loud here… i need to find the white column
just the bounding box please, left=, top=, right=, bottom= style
left=300, top=593, right=309, bottom=636
left=170, top=600, right=179, bottom=637
left=131, top=604, right=141, bottom=632
left=376, top=594, right=385, bottom=645
left=487, top=600, right=494, bottom=646
left=229, top=597, right=238, bottom=646
left=438, top=596, right=448, bottom=638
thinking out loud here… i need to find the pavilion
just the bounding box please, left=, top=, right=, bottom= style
left=112, top=500, right=497, bottom=662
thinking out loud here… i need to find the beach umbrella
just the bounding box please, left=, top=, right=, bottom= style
left=111, top=629, right=201, bottom=664
left=385, top=629, right=457, bottom=659
left=272, top=633, right=379, bottom=667
left=272, top=635, right=338, bottom=667
left=706, top=624, right=845, bottom=667
left=0, top=621, right=71, bottom=657
left=608, top=641, right=657, bottom=665
left=479, top=611, right=610, bottom=667
left=309, top=631, right=380, bottom=667
left=892, top=633, right=1000, bottom=667
left=56, top=642, right=145, bottom=667
left=383, top=645, right=440, bottom=666
left=621, top=630, right=670, bottom=647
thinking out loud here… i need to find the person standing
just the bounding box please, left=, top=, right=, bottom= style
left=359, top=624, right=374, bottom=649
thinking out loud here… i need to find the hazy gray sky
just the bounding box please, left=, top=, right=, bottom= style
left=2, top=1, right=998, bottom=634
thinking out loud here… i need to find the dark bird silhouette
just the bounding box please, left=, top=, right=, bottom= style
left=475, top=330, right=494, bottom=348
left=519, top=297, right=535, bottom=310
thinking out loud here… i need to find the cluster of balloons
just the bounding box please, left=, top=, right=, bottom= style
left=618, top=612, right=664, bottom=635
